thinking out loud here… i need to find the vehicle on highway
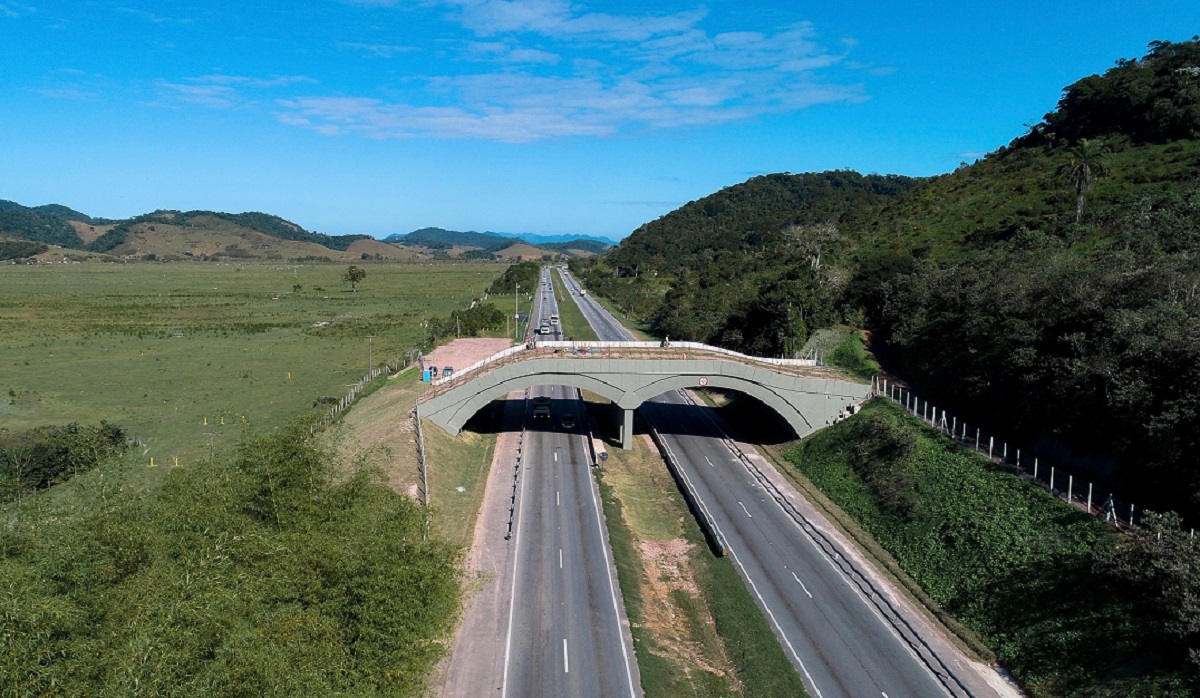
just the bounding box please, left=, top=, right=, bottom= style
left=532, top=404, right=551, bottom=419
left=560, top=414, right=576, bottom=430
left=549, top=314, right=559, bottom=325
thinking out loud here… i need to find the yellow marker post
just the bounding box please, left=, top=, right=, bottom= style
left=173, top=456, right=180, bottom=468
left=288, top=372, right=292, bottom=379
left=149, top=457, right=156, bottom=467
left=203, top=416, right=208, bottom=425
left=220, top=416, right=225, bottom=425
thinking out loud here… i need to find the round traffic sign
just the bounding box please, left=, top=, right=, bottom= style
left=698, top=376, right=709, bottom=386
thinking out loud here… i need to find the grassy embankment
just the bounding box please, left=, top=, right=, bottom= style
left=549, top=268, right=599, bottom=341
left=776, top=398, right=1190, bottom=697
left=0, top=262, right=503, bottom=470
left=586, top=397, right=809, bottom=697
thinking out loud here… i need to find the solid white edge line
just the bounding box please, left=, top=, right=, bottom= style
left=500, top=425, right=531, bottom=698
left=583, top=419, right=640, bottom=697
left=727, top=543, right=825, bottom=698
left=666, top=430, right=825, bottom=698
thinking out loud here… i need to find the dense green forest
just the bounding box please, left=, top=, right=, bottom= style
left=577, top=37, right=1200, bottom=518
left=0, top=199, right=85, bottom=248
left=0, top=417, right=461, bottom=697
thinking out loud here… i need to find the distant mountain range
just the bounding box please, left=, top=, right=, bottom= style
left=0, top=200, right=613, bottom=262
left=382, top=227, right=616, bottom=253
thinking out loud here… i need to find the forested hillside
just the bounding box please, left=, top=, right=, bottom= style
left=88, top=210, right=368, bottom=253
left=0, top=199, right=85, bottom=248
left=577, top=37, right=1200, bottom=518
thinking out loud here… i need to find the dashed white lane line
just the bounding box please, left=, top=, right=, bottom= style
left=557, top=491, right=560, bottom=506
left=738, top=501, right=753, bottom=518
left=563, top=638, right=569, bottom=673
left=705, top=456, right=713, bottom=467
left=554, top=452, right=558, bottom=462
left=792, top=571, right=814, bottom=599
left=559, top=548, right=563, bottom=569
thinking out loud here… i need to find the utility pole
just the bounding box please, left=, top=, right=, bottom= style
left=514, top=282, right=520, bottom=340
left=202, top=431, right=218, bottom=460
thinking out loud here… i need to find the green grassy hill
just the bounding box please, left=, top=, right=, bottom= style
left=577, top=37, right=1200, bottom=521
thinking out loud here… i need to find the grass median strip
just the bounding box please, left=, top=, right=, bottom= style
left=589, top=401, right=808, bottom=697
left=550, top=268, right=599, bottom=341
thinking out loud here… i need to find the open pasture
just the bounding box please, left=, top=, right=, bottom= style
left=0, top=261, right=504, bottom=466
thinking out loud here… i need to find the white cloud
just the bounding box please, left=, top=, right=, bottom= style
left=0, top=2, right=34, bottom=17
left=445, top=0, right=706, bottom=42
left=156, top=74, right=316, bottom=109
left=278, top=3, right=867, bottom=141
left=340, top=41, right=416, bottom=58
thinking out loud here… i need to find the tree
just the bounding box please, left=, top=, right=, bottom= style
left=1062, top=138, right=1111, bottom=222
left=343, top=265, right=366, bottom=292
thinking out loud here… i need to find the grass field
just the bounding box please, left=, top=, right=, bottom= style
left=0, top=262, right=505, bottom=468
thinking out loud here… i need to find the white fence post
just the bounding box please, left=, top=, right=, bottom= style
left=1088, top=482, right=1093, bottom=513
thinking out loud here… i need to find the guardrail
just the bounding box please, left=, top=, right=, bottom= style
left=505, top=388, right=529, bottom=541
left=649, top=424, right=728, bottom=557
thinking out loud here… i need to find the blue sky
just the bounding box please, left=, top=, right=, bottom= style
left=0, top=1, right=1194, bottom=240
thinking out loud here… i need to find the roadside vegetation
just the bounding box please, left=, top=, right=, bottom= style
left=589, top=397, right=809, bottom=697
left=0, top=416, right=462, bottom=697
left=785, top=398, right=1193, bottom=696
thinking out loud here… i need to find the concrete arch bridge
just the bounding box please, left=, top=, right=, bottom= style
left=417, top=341, right=870, bottom=449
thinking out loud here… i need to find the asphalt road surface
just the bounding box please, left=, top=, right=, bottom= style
left=501, top=267, right=639, bottom=698
left=557, top=266, right=971, bottom=698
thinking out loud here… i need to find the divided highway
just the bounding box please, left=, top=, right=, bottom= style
left=500, top=267, right=640, bottom=698
left=555, top=266, right=979, bottom=698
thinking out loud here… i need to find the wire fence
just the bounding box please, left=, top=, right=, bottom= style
left=872, top=378, right=1141, bottom=530
left=316, top=349, right=422, bottom=428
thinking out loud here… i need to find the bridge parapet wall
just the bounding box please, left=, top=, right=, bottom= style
left=419, top=354, right=869, bottom=446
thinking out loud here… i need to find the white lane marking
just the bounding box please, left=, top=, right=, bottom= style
left=554, top=452, right=558, bottom=462
left=563, top=638, right=569, bottom=673
left=882, top=693, right=889, bottom=698
left=557, top=491, right=560, bottom=506
left=705, top=456, right=713, bottom=467
left=738, top=501, right=753, bottom=518
left=792, top=571, right=813, bottom=599
left=560, top=548, right=563, bottom=569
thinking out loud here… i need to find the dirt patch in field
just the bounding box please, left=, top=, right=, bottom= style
left=423, top=337, right=514, bottom=375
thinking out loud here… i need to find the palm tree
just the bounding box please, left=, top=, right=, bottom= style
left=1062, top=138, right=1111, bottom=223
